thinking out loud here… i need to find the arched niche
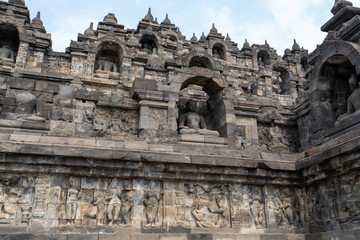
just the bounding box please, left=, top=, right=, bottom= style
left=172, top=67, right=228, bottom=137
left=140, top=34, right=158, bottom=54
left=94, top=42, right=122, bottom=74
left=212, top=43, right=225, bottom=60
left=257, top=50, right=271, bottom=66
left=0, top=24, right=19, bottom=63
left=318, top=55, right=355, bottom=123
left=274, top=67, right=291, bottom=95
left=189, top=56, right=213, bottom=69
left=165, top=34, right=177, bottom=49
left=300, top=56, right=309, bottom=72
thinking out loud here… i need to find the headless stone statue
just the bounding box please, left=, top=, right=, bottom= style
left=96, top=59, right=118, bottom=73
left=3, top=92, right=44, bottom=121
left=179, top=99, right=219, bottom=136
left=335, top=74, right=360, bottom=125
left=94, top=54, right=120, bottom=79
left=0, top=44, right=15, bottom=62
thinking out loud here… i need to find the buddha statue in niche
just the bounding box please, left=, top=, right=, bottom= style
left=179, top=99, right=219, bottom=136
left=95, top=55, right=119, bottom=73
left=0, top=41, right=16, bottom=62
left=335, top=74, right=360, bottom=125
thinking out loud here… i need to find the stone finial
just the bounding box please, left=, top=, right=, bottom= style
left=84, top=22, right=96, bottom=36
left=210, top=23, right=218, bottom=34
left=31, top=11, right=46, bottom=32
left=9, top=0, right=25, bottom=6
left=154, top=17, right=158, bottom=24
left=199, top=32, right=206, bottom=42
left=104, top=13, right=118, bottom=25
left=143, top=8, right=154, bottom=22
left=190, top=33, right=198, bottom=43
left=264, top=40, right=270, bottom=48
left=331, top=0, right=353, bottom=15
left=161, top=14, right=172, bottom=25
left=225, top=33, right=231, bottom=41
left=243, top=39, right=251, bottom=49
left=292, top=39, right=301, bottom=52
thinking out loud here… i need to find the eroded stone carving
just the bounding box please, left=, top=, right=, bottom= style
left=0, top=42, right=16, bottom=62
left=143, top=181, right=162, bottom=228
left=335, top=74, right=360, bottom=125
left=250, top=186, right=266, bottom=229
left=190, top=184, right=229, bottom=228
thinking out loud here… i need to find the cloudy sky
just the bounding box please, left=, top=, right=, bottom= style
left=24, top=0, right=360, bottom=54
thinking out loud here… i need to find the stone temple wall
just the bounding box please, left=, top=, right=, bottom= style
left=0, top=0, right=359, bottom=239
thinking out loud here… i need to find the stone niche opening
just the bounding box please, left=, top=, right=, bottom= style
left=315, top=55, right=356, bottom=129
left=189, top=56, right=213, bottom=69
left=165, top=34, right=177, bottom=49
left=274, top=67, right=291, bottom=95
left=212, top=43, right=226, bottom=60
left=257, top=50, right=271, bottom=66
left=0, top=24, right=19, bottom=64
left=178, top=75, right=227, bottom=139
left=94, top=42, right=122, bottom=76
left=140, top=34, right=158, bottom=54
left=300, top=56, right=309, bottom=72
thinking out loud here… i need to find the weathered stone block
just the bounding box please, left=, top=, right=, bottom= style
left=10, top=78, right=35, bottom=90
left=35, top=81, right=59, bottom=93
left=67, top=234, right=99, bottom=240
left=187, top=234, right=213, bottom=240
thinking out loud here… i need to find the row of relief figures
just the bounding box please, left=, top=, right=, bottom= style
left=0, top=173, right=359, bottom=231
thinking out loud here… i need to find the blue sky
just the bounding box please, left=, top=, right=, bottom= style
left=24, top=0, right=360, bottom=54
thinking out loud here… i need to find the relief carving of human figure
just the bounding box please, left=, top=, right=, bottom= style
left=120, top=191, right=133, bottom=227
left=106, top=191, right=122, bottom=226
left=179, top=99, right=219, bottom=136
left=280, top=188, right=294, bottom=228
left=208, top=190, right=229, bottom=228
left=336, top=74, right=360, bottom=125
left=250, top=187, right=266, bottom=229
left=143, top=181, right=161, bottom=227
left=66, top=188, right=81, bottom=225
left=271, top=187, right=285, bottom=227
left=294, top=189, right=306, bottom=227
left=191, top=193, right=216, bottom=228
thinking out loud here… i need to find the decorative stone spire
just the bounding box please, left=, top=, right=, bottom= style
left=84, top=22, right=96, bottom=36
left=199, top=32, right=206, bottom=42
left=331, top=0, right=353, bottom=15
left=161, top=14, right=172, bottom=25
left=210, top=23, right=218, bottom=34
left=9, top=0, right=25, bottom=6
left=242, top=39, right=251, bottom=50
left=292, top=39, right=301, bottom=52
left=143, top=8, right=154, bottom=22
left=190, top=33, right=198, bottom=43
left=31, top=11, right=46, bottom=32
left=103, top=13, right=118, bottom=25
left=154, top=17, right=158, bottom=24
left=225, top=33, right=231, bottom=41
left=264, top=40, right=270, bottom=48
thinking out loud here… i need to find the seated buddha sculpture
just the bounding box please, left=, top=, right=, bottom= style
left=0, top=42, right=16, bottom=62
left=335, top=74, right=360, bottom=125
left=179, top=99, right=219, bottom=136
